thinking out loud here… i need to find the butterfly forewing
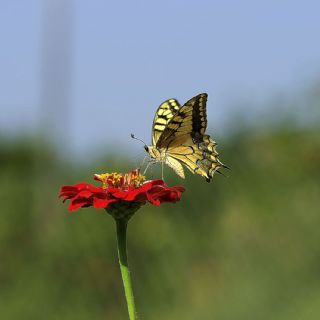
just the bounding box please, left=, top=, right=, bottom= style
left=152, top=99, right=181, bottom=146
left=156, top=93, right=208, bottom=148
left=182, top=93, right=208, bottom=136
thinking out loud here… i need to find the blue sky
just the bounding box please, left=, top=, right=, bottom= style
left=1, top=0, right=320, bottom=157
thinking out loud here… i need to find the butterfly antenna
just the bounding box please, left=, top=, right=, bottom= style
left=131, top=134, right=147, bottom=146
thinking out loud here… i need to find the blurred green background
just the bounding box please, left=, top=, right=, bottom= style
left=1, top=87, right=319, bottom=319
left=1, top=1, right=320, bottom=319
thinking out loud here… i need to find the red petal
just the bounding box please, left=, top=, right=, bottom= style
left=118, top=180, right=164, bottom=201
left=78, top=190, right=94, bottom=198
left=147, top=184, right=185, bottom=205
left=110, top=190, right=130, bottom=199
left=141, top=180, right=165, bottom=189
left=93, top=198, right=118, bottom=209
left=146, top=191, right=161, bottom=206
left=69, top=197, right=93, bottom=211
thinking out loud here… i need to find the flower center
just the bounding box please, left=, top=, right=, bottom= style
left=95, top=169, right=146, bottom=189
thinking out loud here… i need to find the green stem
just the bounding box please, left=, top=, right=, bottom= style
left=116, top=218, right=137, bottom=320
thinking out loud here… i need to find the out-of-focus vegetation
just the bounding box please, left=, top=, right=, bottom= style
left=1, top=97, right=320, bottom=320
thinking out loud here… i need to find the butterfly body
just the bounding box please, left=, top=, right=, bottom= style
left=145, top=93, right=225, bottom=182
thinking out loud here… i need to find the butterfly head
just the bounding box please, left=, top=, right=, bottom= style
left=145, top=145, right=162, bottom=160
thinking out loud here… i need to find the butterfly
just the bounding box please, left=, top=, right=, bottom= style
left=143, top=93, right=225, bottom=182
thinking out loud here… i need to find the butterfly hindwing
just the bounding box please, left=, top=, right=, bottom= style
left=165, top=156, right=185, bottom=179
left=167, top=135, right=223, bottom=181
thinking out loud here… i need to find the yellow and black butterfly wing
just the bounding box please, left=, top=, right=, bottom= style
left=156, top=93, right=207, bottom=147
left=167, top=135, right=223, bottom=182
left=157, top=93, right=224, bottom=182
left=152, top=98, right=181, bottom=146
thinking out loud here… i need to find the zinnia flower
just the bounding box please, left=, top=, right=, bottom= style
left=59, top=169, right=185, bottom=219
left=59, top=168, right=185, bottom=319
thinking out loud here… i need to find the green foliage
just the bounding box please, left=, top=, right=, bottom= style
left=0, top=122, right=319, bottom=319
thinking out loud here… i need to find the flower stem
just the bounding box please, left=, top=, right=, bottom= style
left=116, top=218, right=137, bottom=320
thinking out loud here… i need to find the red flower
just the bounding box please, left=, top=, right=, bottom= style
left=59, top=169, right=185, bottom=215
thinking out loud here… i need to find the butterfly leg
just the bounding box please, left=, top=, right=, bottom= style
left=143, top=161, right=151, bottom=175
left=143, top=158, right=157, bottom=176
left=161, top=160, right=164, bottom=180
left=140, top=155, right=148, bottom=169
